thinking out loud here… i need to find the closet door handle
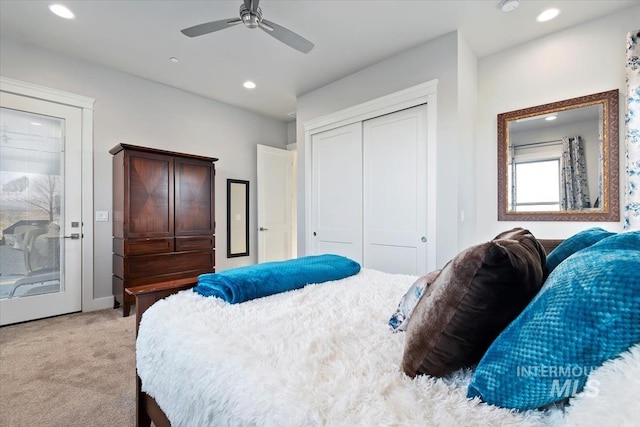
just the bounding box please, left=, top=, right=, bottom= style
left=259, top=227, right=269, bottom=231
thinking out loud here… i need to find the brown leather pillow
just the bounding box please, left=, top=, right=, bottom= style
left=401, top=228, right=546, bottom=378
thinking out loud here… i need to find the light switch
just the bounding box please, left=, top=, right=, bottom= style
left=96, top=211, right=110, bottom=222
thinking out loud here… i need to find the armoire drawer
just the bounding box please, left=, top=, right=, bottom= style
left=114, top=267, right=215, bottom=290
left=115, top=250, right=214, bottom=279
left=113, top=237, right=174, bottom=256
left=175, top=236, right=215, bottom=251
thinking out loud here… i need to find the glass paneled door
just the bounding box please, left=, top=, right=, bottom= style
left=0, top=92, right=82, bottom=325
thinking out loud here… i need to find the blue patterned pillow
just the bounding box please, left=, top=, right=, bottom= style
left=467, top=231, right=640, bottom=410
left=545, top=227, right=615, bottom=274
left=388, top=270, right=440, bottom=332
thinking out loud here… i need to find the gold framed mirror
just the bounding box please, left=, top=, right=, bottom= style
left=497, top=89, right=619, bottom=221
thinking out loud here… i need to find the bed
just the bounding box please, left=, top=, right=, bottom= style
left=130, top=237, right=640, bottom=427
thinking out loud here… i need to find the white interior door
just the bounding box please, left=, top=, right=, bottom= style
left=311, top=123, right=363, bottom=263
left=257, top=144, right=293, bottom=263
left=0, top=91, right=82, bottom=325
left=363, top=105, right=428, bottom=275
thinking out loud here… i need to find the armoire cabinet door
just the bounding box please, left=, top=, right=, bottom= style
left=174, top=157, right=215, bottom=236
left=125, top=151, right=174, bottom=238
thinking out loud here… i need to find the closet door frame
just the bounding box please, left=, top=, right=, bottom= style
left=303, top=79, right=438, bottom=273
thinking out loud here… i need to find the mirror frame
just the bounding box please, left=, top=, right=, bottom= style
left=227, top=179, right=250, bottom=258
left=497, top=89, right=619, bottom=221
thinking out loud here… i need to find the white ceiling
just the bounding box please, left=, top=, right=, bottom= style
left=1, top=0, right=637, bottom=122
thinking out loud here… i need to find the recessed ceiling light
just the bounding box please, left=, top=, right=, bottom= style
left=545, top=115, right=557, bottom=121
left=169, top=57, right=179, bottom=63
left=243, top=81, right=256, bottom=89
left=30, top=122, right=42, bottom=126
left=537, top=8, right=560, bottom=22
left=500, top=0, right=519, bottom=13
left=49, top=4, right=75, bottom=19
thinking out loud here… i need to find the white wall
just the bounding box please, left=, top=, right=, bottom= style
left=0, top=38, right=287, bottom=304
left=287, top=121, right=296, bottom=145
left=457, top=34, right=478, bottom=251
left=297, top=31, right=477, bottom=268
left=476, top=6, right=639, bottom=242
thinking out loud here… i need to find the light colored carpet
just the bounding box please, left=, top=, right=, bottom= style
left=0, top=309, right=136, bottom=427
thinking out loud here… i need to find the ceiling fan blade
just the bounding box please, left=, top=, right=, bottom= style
left=181, top=18, right=242, bottom=37
left=259, top=18, right=314, bottom=53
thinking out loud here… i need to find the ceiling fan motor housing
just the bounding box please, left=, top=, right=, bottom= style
left=239, top=4, right=262, bottom=28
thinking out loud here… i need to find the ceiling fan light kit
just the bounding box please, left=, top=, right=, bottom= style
left=181, top=0, right=314, bottom=54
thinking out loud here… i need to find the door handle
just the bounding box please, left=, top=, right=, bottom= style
left=259, top=227, right=269, bottom=231
left=64, top=233, right=81, bottom=239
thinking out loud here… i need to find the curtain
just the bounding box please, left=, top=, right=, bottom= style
left=597, top=117, right=603, bottom=208
left=510, top=145, right=516, bottom=210
left=624, top=30, right=640, bottom=230
left=560, top=136, right=591, bottom=210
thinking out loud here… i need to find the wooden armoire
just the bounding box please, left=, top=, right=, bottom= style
left=110, top=143, right=217, bottom=316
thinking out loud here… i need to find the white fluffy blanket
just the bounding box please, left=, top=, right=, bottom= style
left=136, top=269, right=640, bottom=427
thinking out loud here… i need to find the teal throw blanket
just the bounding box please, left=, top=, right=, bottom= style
left=194, top=254, right=361, bottom=303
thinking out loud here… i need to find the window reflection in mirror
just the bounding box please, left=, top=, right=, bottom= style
left=508, top=104, right=601, bottom=212
left=509, top=159, right=561, bottom=211
left=497, top=89, right=619, bottom=222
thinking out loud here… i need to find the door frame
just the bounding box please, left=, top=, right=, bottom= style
left=0, top=76, right=97, bottom=311
left=303, top=79, right=438, bottom=273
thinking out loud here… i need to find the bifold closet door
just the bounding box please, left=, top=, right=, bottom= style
left=363, top=105, right=428, bottom=275
left=311, top=122, right=363, bottom=263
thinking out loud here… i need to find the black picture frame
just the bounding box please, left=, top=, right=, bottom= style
left=226, top=179, right=250, bottom=258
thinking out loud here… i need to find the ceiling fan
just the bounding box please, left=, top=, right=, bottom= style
left=180, top=0, right=314, bottom=54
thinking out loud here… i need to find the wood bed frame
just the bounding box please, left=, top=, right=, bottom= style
left=128, top=239, right=564, bottom=427
left=127, top=277, right=199, bottom=427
